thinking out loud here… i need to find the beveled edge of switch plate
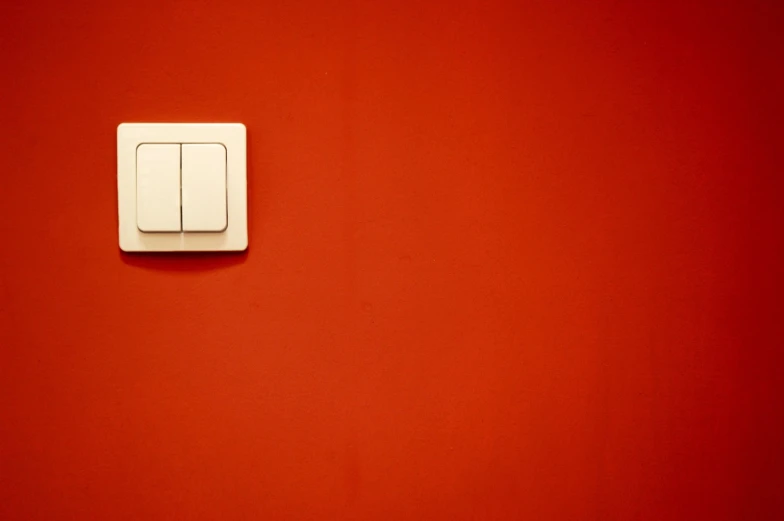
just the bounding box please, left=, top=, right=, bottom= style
left=117, top=123, right=247, bottom=252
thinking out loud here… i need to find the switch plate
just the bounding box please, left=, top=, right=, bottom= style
left=117, top=123, right=247, bottom=252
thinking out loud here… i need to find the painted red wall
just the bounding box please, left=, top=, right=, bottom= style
left=1, top=1, right=782, bottom=519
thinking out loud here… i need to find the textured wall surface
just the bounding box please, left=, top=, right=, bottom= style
left=1, top=1, right=782, bottom=519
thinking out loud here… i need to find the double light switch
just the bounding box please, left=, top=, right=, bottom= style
left=118, top=123, right=247, bottom=252
left=137, top=143, right=227, bottom=233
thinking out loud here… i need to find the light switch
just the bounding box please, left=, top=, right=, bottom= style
left=118, top=123, right=246, bottom=252
left=181, top=144, right=227, bottom=232
left=136, top=144, right=181, bottom=232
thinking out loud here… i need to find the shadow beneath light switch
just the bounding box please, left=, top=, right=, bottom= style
left=120, top=249, right=248, bottom=272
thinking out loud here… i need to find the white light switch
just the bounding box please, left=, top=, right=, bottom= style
left=136, top=144, right=181, bottom=232
left=118, top=123, right=247, bottom=252
left=181, top=144, right=227, bottom=232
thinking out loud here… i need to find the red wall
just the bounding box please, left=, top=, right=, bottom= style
left=1, top=1, right=782, bottom=519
